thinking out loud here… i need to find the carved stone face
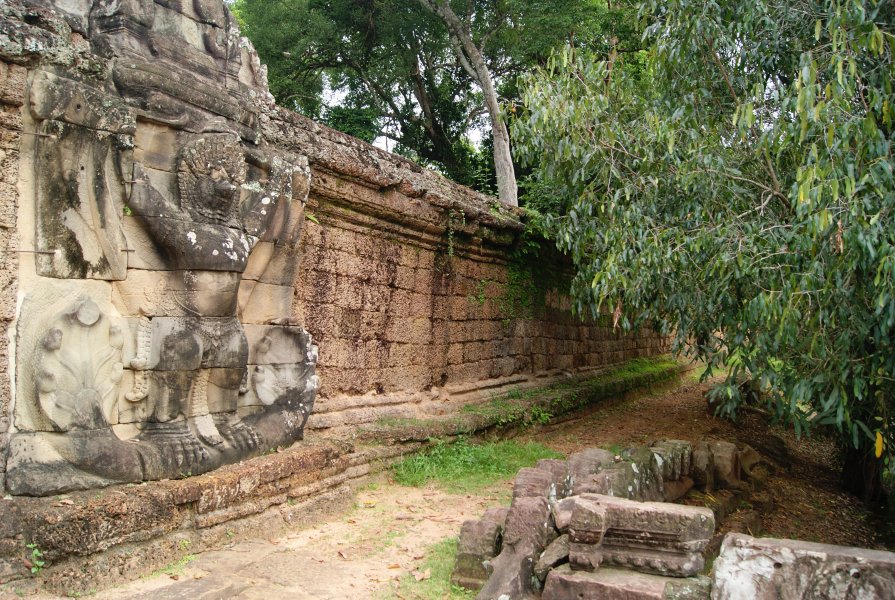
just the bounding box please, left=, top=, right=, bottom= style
left=178, top=135, right=246, bottom=225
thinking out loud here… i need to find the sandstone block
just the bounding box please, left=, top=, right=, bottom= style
left=552, top=497, right=577, bottom=531
left=709, top=441, right=744, bottom=490
left=452, top=518, right=504, bottom=591
left=712, top=533, right=895, bottom=600
left=535, top=533, right=570, bottom=582
left=651, top=440, right=692, bottom=481
left=503, top=496, right=554, bottom=548
left=512, top=467, right=554, bottom=500
left=691, top=441, right=715, bottom=492
left=571, top=494, right=714, bottom=577
left=242, top=324, right=315, bottom=366
left=544, top=565, right=711, bottom=600
left=663, top=475, right=694, bottom=502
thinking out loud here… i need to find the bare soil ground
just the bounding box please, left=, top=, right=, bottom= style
left=47, top=376, right=890, bottom=599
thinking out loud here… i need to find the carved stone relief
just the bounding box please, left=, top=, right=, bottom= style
left=4, top=0, right=315, bottom=496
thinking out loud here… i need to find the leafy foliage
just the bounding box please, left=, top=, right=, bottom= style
left=513, top=0, right=895, bottom=470
left=233, top=0, right=607, bottom=190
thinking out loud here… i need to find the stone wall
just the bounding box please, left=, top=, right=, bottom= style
left=0, top=61, right=26, bottom=492
left=264, top=108, right=667, bottom=433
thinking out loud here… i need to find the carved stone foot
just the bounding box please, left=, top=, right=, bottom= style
left=138, top=421, right=209, bottom=473
left=192, top=413, right=224, bottom=447
left=213, top=414, right=261, bottom=453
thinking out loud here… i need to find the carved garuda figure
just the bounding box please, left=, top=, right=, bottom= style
left=3, top=0, right=317, bottom=496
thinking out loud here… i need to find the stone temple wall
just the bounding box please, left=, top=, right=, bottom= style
left=264, top=108, right=667, bottom=433
left=0, top=61, right=26, bottom=493
left=0, top=0, right=666, bottom=499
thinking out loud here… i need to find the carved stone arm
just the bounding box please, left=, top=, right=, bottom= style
left=129, top=163, right=187, bottom=219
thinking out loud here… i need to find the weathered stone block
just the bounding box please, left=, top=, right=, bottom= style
left=244, top=325, right=315, bottom=365
left=145, top=317, right=248, bottom=371
left=553, top=497, right=577, bottom=531
left=544, top=565, right=711, bottom=600
left=709, top=441, right=745, bottom=490
left=503, top=496, right=554, bottom=548
left=536, top=458, right=571, bottom=498
left=572, top=447, right=664, bottom=501
left=567, top=448, right=615, bottom=491
left=651, top=440, right=692, bottom=481
left=570, top=494, right=714, bottom=577
left=691, top=441, right=715, bottom=492
left=29, top=70, right=135, bottom=133
left=663, top=475, right=694, bottom=502
left=452, top=518, right=504, bottom=591
left=713, top=533, right=895, bottom=600
left=237, top=280, right=295, bottom=324
left=512, top=466, right=554, bottom=500
left=0, top=62, right=27, bottom=106
left=535, top=533, right=571, bottom=582
left=112, top=270, right=240, bottom=317
left=33, top=120, right=130, bottom=280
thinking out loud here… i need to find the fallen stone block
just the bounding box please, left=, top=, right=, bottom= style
left=513, top=467, right=554, bottom=500
left=712, top=533, right=895, bottom=600
left=709, top=441, right=746, bottom=491
left=691, top=441, right=715, bottom=492
left=543, top=565, right=710, bottom=600
left=552, top=497, right=576, bottom=531
left=476, top=497, right=555, bottom=599
left=569, top=494, right=714, bottom=577
left=536, top=458, right=571, bottom=498
left=567, top=448, right=616, bottom=494
left=534, top=534, right=570, bottom=583
left=663, top=475, right=694, bottom=502
left=452, top=518, right=505, bottom=591
left=571, top=447, right=663, bottom=501
left=651, top=440, right=692, bottom=481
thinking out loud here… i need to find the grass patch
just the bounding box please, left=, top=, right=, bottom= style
left=144, top=554, right=197, bottom=580
left=392, top=438, right=563, bottom=493
left=463, top=356, right=682, bottom=427
left=385, top=538, right=474, bottom=600
left=603, top=357, right=680, bottom=380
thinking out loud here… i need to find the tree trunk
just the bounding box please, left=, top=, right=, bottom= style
left=842, top=443, right=887, bottom=504
left=417, top=0, right=518, bottom=206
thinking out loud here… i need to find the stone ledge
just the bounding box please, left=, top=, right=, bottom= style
left=356, top=356, right=687, bottom=444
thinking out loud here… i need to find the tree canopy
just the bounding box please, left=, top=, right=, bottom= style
left=513, top=0, right=895, bottom=494
left=232, top=0, right=607, bottom=192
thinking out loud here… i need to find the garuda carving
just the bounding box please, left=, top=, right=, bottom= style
left=4, top=0, right=317, bottom=496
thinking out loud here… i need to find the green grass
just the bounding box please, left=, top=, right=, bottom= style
left=384, top=538, right=474, bottom=600
left=392, top=438, right=563, bottom=493
left=143, top=554, right=197, bottom=580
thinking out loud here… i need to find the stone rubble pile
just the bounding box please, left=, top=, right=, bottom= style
left=453, top=441, right=721, bottom=599
left=452, top=439, right=895, bottom=599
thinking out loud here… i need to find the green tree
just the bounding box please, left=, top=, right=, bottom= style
left=513, top=0, right=895, bottom=499
left=232, top=0, right=605, bottom=193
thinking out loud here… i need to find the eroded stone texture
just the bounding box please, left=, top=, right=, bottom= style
left=544, top=565, right=710, bottom=600
left=1, top=0, right=315, bottom=496
left=456, top=444, right=719, bottom=596
left=452, top=514, right=506, bottom=591
left=712, top=533, right=895, bottom=600
left=570, top=494, right=714, bottom=578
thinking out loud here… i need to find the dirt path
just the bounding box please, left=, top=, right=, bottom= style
left=86, top=483, right=509, bottom=600
left=50, top=376, right=889, bottom=599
